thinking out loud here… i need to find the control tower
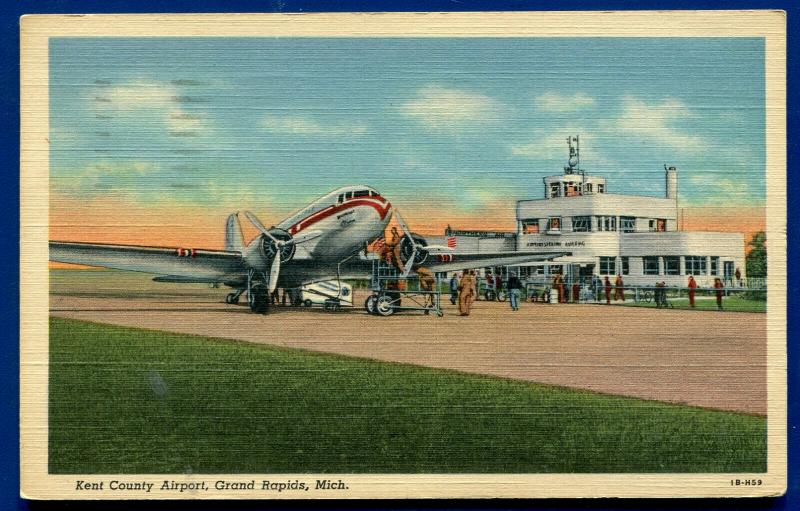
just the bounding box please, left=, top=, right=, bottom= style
left=542, top=135, right=607, bottom=199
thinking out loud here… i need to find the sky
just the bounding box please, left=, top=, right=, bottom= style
left=49, top=37, right=766, bottom=248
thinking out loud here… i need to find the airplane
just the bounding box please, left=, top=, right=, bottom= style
left=50, top=185, right=567, bottom=314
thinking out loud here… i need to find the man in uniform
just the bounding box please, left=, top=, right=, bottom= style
left=553, top=274, right=562, bottom=303
left=469, top=270, right=478, bottom=310
left=604, top=276, right=612, bottom=304
left=714, top=277, right=724, bottom=310
left=614, top=274, right=625, bottom=302
left=688, top=275, right=698, bottom=308
left=381, top=226, right=405, bottom=273
left=458, top=271, right=473, bottom=316
left=415, top=265, right=436, bottom=308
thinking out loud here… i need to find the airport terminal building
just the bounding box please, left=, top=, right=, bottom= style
left=431, top=138, right=746, bottom=287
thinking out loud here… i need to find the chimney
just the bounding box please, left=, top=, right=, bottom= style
left=665, top=166, right=678, bottom=200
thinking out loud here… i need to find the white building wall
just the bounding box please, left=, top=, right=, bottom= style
left=517, top=193, right=677, bottom=227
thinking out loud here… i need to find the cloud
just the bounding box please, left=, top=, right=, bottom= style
left=399, top=85, right=502, bottom=129
left=611, top=95, right=701, bottom=150
left=260, top=115, right=368, bottom=136
left=686, top=174, right=757, bottom=204
left=534, top=91, right=595, bottom=112
left=511, top=95, right=704, bottom=162
left=99, top=80, right=176, bottom=110
left=91, top=79, right=212, bottom=136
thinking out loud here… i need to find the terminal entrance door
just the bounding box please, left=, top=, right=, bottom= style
left=724, top=261, right=734, bottom=284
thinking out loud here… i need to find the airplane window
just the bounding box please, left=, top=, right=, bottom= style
left=353, top=190, right=370, bottom=198
left=345, top=192, right=353, bottom=199
left=338, top=194, right=344, bottom=203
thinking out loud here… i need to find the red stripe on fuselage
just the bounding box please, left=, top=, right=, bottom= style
left=289, top=198, right=392, bottom=234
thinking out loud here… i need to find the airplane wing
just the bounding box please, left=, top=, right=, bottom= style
left=421, top=251, right=569, bottom=273
left=49, top=241, right=245, bottom=281
left=334, top=251, right=568, bottom=281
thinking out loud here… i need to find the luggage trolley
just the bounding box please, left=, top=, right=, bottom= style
left=363, top=260, right=443, bottom=317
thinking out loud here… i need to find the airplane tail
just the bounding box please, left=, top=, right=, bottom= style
left=225, top=213, right=245, bottom=252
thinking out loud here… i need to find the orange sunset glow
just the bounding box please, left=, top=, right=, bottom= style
left=50, top=194, right=766, bottom=270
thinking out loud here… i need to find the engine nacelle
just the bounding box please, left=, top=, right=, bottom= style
left=398, top=233, right=429, bottom=267
left=260, top=227, right=296, bottom=263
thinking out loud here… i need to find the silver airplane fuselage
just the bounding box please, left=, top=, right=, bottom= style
left=243, top=185, right=392, bottom=287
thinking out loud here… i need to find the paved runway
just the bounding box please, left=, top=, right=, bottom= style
left=49, top=275, right=767, bottom=415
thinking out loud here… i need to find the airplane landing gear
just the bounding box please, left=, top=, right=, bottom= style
left=248, top=283, right=269, bottom=314
left=364, top=295, right=378, bottom=314
left=225, top=290, right=243, bottom=304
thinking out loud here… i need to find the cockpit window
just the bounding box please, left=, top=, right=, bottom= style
left=345, top=192, right=353, bottom=199
left=337, top=194, right=344, bottom=203
left=353, top=190, right=370, bottom=198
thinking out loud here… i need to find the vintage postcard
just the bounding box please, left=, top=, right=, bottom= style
left=20, top=11, right=786, bottom=499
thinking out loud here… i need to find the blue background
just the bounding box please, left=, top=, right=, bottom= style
left=3, top=1, right=796, bottom=510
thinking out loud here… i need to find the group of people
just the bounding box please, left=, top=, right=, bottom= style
left=602, top=275, right=627, bottom=304
left=447, top=271, right=524, bottom=315
left=688, top=275, right=727, bottom=310
left=600, top=274, right=727, bottom=310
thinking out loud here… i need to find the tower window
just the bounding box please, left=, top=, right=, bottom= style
left=571, top=216, right=591, bottom=232
left=620, top=216, right=636, bottom=233
left=596, top=216, right=617, bottom=231
left=522, top=219, right=540, bottom=234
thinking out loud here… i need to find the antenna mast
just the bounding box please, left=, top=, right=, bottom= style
left=564, top=135, right=585, bottom=194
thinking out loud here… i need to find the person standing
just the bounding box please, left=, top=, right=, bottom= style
left=614, top=274, right=625, bottom=302
left=714, top=277, right=724, bottom=310
left=507, top=272, right=522, bottom=311
left=469, top=270, right=478, bottom=309
left=688, top=275, right=698, bottom=308
left=449, top=273, right=459, bottom=305
left=553, top=274, right=562, bottom=303
left=457, top=271, right=471, bottom=316
left=655, top=281, right=665, bottom=308
left=735, top=267, right=742, bottom=287
left=415, top=265, right=436, bottom=308
left=604, top=276, right=612, bottom=305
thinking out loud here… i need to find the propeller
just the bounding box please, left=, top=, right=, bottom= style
left=392, top=209, right=420, bottom=277
left=244, top=211, right=282, bottom=245
left=269, top=248, right=281, bottom=293
left=393, top=209, right=416, bottom=249
left=243, top=211, right=323, bottom=293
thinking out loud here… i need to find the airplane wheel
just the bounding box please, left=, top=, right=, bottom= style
left=248, top=284, right=269, bottom=314
left=364, top=295, right=378, bottom=314
left=225, top=292, right=240, bottom=305
left=375, top=295, right=395, bottom=316
left=304, top=299, right=313, bottom=307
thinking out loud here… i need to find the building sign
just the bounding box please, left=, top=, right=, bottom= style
left=525, top=241, right=586, bottom=248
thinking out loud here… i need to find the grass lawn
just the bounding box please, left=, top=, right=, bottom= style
left=621, top=295, right=766, bottom=313
left=49, top=317, right=766, bottom=474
